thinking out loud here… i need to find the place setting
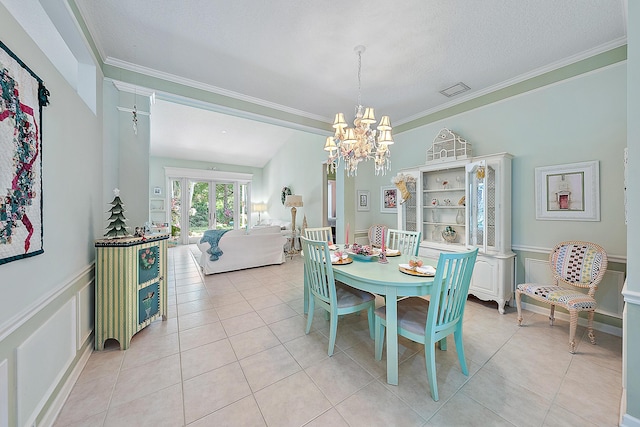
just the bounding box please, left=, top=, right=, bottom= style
left=398, top=258, right=437, bottom=277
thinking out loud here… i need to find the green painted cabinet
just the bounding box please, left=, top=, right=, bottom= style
left=94, top=234, right=168, bottom=350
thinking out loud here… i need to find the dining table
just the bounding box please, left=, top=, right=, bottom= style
left=303, top=249, right=436, bottom=385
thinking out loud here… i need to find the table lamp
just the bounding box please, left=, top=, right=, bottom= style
left=252, top=202, right=267, bottom=224
left=285, top=195, right=303, bottom=232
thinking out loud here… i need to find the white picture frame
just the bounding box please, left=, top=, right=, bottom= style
left=153, top=187, right=162, bottom=195
left=534, top=160, right=600, bottom=221
left=357, top=190, right=370, bottom=211
left=380, top=186, right=398, bottom=214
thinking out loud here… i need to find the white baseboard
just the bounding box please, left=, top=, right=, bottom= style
left=520, top=301, right=622, bottom=337
left=38, top=340, right=93, bottom=427
left=621, top=413, right=640, bottom=427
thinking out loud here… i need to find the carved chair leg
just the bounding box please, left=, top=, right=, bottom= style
left=587, top=310, right=597, bottom=345
left=549, top=305, right=555, bottom=326
left=569, top=310, right=578, bottom=354
left=515, top=290, right=523, bottom=326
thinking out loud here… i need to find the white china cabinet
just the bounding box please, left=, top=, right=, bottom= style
left=397, top=145, right=514, bottom=313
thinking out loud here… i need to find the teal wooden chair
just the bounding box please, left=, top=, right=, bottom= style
left=301, top=237, right=376, bottom=356
left=304, top=227, right=333, bottom=244
left=386, top=229, right=421, bottom=256
left=374, top=248, right=478, bottom=401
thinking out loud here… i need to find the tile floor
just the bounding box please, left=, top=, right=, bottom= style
left=54, top=245, right=623, bottom=426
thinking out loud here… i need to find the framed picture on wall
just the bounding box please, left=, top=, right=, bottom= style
left=380, top=186, right=398, bottom=214
left=357, top=190, right=370, bottom=211
left=534, top=160, right=600, bottom=221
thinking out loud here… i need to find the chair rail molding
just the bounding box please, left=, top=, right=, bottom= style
left=513, top=244, right=627, bottom=264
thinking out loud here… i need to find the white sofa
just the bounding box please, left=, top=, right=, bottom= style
left=196, top=226, right=287, bottom=275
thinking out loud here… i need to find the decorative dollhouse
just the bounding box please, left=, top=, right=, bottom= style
left=426, top=128, right=472, bottom=163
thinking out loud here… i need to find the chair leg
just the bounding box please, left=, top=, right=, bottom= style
left=425, top=340, right=439, bottom=401
left=587, top=310, right=597, bottom=345
left=569, top=309, right=578, bottom=354
left=374, top=316, right=385, bottom=361
left=516, top=290, right=523, bottom=326
left=438, top=337, right=447, bottom=351
left=549, top=305, right=556, bottom=326
left=454, top=327, right=468, bottom=376
left=367, top=305, right=375, bottom=340
left=305, top=298, right=315, bottom=334
left=328, top=309, right=338, bottom=356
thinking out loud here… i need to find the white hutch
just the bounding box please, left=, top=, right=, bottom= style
left=396, top=129, right=515, bottom=313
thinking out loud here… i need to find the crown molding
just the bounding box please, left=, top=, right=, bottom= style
left=104, top=57, right=331, bottom=124
left=396, top=38, right=627, bottom=126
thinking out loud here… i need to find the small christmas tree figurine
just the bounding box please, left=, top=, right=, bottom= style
left=104, top=188, right=130, bottom=238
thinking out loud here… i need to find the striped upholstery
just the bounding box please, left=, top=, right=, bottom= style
left=516, top=284, right=597, bottom=310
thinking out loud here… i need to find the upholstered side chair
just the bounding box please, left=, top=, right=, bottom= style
left=368, top=224, right=388, bottom=248
left=515, top=240, right=608, bottom=353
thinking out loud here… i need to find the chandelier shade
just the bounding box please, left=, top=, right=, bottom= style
left=325, top=45, right=394, bottom=176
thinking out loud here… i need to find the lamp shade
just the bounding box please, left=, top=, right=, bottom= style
left=361, top=107, right=376, bottom=124
left=377, top=115, right=392, bottom=131
left=252, top=202, right=267, bottom=212
left=343, top=128, right=357, bottom=144
left=285, top=195, right=303, bottom=207
left=378, top=130, right=394, bottom=145
left=324, top=136, right=337, bottom=151
left=333, top=113, right=347, bottom=129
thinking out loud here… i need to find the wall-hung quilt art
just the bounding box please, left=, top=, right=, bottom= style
left=0, top=40, right=50, bottom=265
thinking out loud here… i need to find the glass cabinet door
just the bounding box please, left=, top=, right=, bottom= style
left=466, top=160, right=496, bottom=253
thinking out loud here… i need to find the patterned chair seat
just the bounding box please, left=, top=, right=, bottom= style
left=516, top=284, right=597, bottom=310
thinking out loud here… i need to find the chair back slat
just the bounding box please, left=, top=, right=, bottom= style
left=304, top=227, right=333, bottom=244
left=301, top=237, right=335, bottom=304
left=427, top=249, right=478, bottom=335
left=549, top=241, right=608, bottom=292
left=386, top=229, right=421, bottom=256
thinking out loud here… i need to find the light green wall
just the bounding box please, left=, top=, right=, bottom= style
left=0, top=4, right=104, bottom=425
left=262, top=132, right=327, bottom=228
left=625, top=2, right=640, bottom=422
left=0, top=3, right=103, bottom=325
left=356, top=63, right=627, bottom=259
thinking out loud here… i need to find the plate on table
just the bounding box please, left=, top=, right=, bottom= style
left=384, top=249, right=401, bottom=257
left=332, top=257, right=353, bottom=265
left=328, top=244, right=338, bottom=251
left=398, top=264, right=436, bottom=277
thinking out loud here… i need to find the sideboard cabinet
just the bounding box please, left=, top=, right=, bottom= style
left=95, top=234, right=168, bottom=350
left=398, top=152, right=515, bottom=313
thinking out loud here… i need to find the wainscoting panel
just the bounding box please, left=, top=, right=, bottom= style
left=16, top=298, right=76, bottom=427
left=1, top=359, right=7, bottom=427
left=76, top=281, right=94, bottom=351
left=524, top=258, right=625, bottom=319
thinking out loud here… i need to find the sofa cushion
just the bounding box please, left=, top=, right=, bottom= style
left=250, top=225, right=282, bottom=235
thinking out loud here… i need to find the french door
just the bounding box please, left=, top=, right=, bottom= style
left=168, top=172, right=250, bottom=245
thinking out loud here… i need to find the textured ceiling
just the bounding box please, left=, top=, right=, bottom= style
left=74, top=0, right=627, bottom=167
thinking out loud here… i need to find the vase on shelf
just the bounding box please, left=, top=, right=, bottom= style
left=456, top=210, right=465, bottom=225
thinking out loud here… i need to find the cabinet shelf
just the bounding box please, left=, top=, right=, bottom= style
left=423, top=188, right=465, bottom=193
left=424, top=206, right=464, bottom=209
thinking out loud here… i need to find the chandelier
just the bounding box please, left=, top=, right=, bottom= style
left=324, top=45, right=394, bottom=176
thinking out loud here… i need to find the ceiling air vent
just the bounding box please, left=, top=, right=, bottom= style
left=439, top=82, right=470, bottom=98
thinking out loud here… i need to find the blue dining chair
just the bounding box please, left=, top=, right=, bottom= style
left=386, top=229, right=421, bottom=256
left=374, top=248, right=478, bottom=401
left=301, top=237, right=376, bottom=356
